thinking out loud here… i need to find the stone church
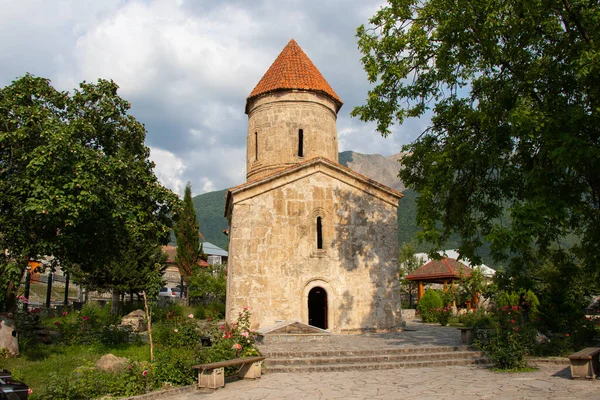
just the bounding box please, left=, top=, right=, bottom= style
left=225, top=39, right=403, bottom=333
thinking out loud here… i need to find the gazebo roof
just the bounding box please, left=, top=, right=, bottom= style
left=406, top=258, right=471, bottom=283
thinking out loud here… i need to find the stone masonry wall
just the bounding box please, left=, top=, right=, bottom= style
left=246, top=91, right=339, bottom=181
left=226, top=171, right=401, bottom=333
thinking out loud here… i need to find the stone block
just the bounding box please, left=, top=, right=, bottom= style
left=238, top=361, right=262, bottom=379
left=198, top=367, right=225, bottom=389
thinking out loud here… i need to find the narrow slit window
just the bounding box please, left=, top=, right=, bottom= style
left=298, top=129, right=304, bottom=157
left=316, top=216, right=323, bottom=249
left=254, top=132, right=258, bottom=161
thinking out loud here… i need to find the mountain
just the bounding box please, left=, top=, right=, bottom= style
left=338, top=151, right=405, bottom=192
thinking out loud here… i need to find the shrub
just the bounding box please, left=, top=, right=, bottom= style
left=435, top=306, right=453, bottom=326
left=474, top=291, right=539, bottom=370
left=48, top=305, right=133, bottom=346
left=417, top=289, right=443, bottom=323
left=153, top=348, right=203, bottom=386
left=153, top=319, right=203, bottom=349
left=43, top=360, right=154, bottom=399
left=459, top=308, right=493, bottom=329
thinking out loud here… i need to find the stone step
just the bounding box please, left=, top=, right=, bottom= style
left=265, top=351, right=485, bottom=366
left=261, top=345, right=475, bottom=359
left=265, top=357, right=490, bottom=373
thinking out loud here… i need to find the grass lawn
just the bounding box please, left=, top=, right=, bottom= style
left=0, top=342, right=150, bottom=399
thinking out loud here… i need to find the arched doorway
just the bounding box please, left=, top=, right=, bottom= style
left=308, top=287, right=327, bottom=329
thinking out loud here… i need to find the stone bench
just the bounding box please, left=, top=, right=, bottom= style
left=569, top=347, right=600, bottom=379
left=193, top=356, right=265, bottom=389
left=457, top=327, right=474, bottom=345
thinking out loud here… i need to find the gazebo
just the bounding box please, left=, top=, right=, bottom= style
left=406, top=258, right=472, bottom=302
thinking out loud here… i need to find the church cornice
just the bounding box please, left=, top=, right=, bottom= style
left=225, top=157, right=403, bottom=217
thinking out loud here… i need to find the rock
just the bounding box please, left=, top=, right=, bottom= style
left=0, top=313, right=19, bottom=357
left=95, top=354, right=128, bottom=372
left=536, top=331, right=550, bottom=344
left=120, top=309, right=147, bottom=332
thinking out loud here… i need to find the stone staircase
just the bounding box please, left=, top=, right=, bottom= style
left=263, top=345, right=488, bottom=373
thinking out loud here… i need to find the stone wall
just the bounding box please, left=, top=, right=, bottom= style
left=226, top=167, right=401, bottom=333
left=246, top=91, right=339, bottom=181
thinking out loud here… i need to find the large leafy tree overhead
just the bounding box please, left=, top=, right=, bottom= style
left=353, top=1, right=599, bottom=281
left=0, top=74, right=180, bottom=310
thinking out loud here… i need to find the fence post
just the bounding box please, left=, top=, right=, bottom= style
left=64, top=273, right=70, bottom=306
left=23, top=270, right=31, bottom=312
left=46, top=272, right=53, bottom=308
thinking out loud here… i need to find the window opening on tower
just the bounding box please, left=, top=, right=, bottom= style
left=298, top=129, right=304, bottom=157
left=316, top=216, right=323, bottom=249
left=255, top=132, right=258, bottom=161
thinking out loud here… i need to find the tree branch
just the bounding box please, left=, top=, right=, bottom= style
left=561, top=0, right=593, bottom=45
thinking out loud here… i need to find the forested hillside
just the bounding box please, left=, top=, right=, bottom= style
left=192, top=189, right=229, bottom=250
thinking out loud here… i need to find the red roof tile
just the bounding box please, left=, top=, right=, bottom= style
left=406, top=258, right=472, bottom=283
left=246, top=39, right=342, bottom=112
left=162, top=245, right=209, bottom=267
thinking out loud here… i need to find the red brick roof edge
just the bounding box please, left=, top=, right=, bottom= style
left=246, top=39, right=342, bottom=113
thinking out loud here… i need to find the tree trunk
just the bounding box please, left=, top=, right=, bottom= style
left=142, top=291, right=154, bottom=362
left=111, top=288, right=121, bottom=315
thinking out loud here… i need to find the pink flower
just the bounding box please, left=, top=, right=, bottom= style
left=565, top=333, right=570, bottom=337
left=62, top=311, right=68, bottom=316
left=510, top=319, right=515, bottom=324
left=207, top=317, right=213, bottom=322
left=512, top=306, right=519, bottom=311
left=243, top=306, right=249, bottom=311
left=221, top=325, right=225, bottom=330
left=142, top=370, right=148, bottom=377
left=82, top=315, right=91, bottom=321
left=188, top=313, right=194, bottom=319
left=241, top=331, right=249, bottom=338
left=232, top=343, right=242, bottom=350
left=173, top=329, right=179, bottom=333
left=513, top=327, right=519, bottom=332
left=54, top=321, right=60, bottom=325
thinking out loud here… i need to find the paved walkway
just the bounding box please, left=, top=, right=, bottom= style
left=157, top=322, right=600, bottom=400
left=167, top=364, right=599, bottom=399
left=257, top=320, right=462, bottom=353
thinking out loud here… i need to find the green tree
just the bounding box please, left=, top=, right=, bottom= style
left=174, top=183, right=201, bottom=282
left=398, top=241, right=422, bottom=308
left=353, top=1, right=600, bottom=282
left=187, top=265, right=226, bottom=305
left=0, top=74, right=179, bottom=311
left=73, top=240, right=167, bottom=314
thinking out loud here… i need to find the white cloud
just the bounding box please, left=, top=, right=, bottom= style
left=0, top=0, right=428, bottom=199
left=149, top=147, right=186, bottom=196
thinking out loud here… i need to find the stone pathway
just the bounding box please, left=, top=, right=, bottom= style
left=257, top=320, right=462, bottom=354
left=157, top=321, right=600, bottom=399
left=163, top=364, right=599, bottom=399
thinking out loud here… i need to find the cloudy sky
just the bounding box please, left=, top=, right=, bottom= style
left=0, top=0, right=428, bottom=196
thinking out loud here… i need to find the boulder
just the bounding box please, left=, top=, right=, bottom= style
left=95, top=354, right=128, bottom=372
left=120, top=309, right=147, bottom=332
left=0, top=313, right=19, bottom=357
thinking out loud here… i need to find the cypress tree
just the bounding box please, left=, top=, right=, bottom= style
left=174, top=182, right=200, bottom=281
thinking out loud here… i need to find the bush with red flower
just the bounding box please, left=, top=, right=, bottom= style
left=474, top=290, right=539, bottom=370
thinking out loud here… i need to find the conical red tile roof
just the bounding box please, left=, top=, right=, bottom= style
left=246, top=39, right=342, bottom=112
